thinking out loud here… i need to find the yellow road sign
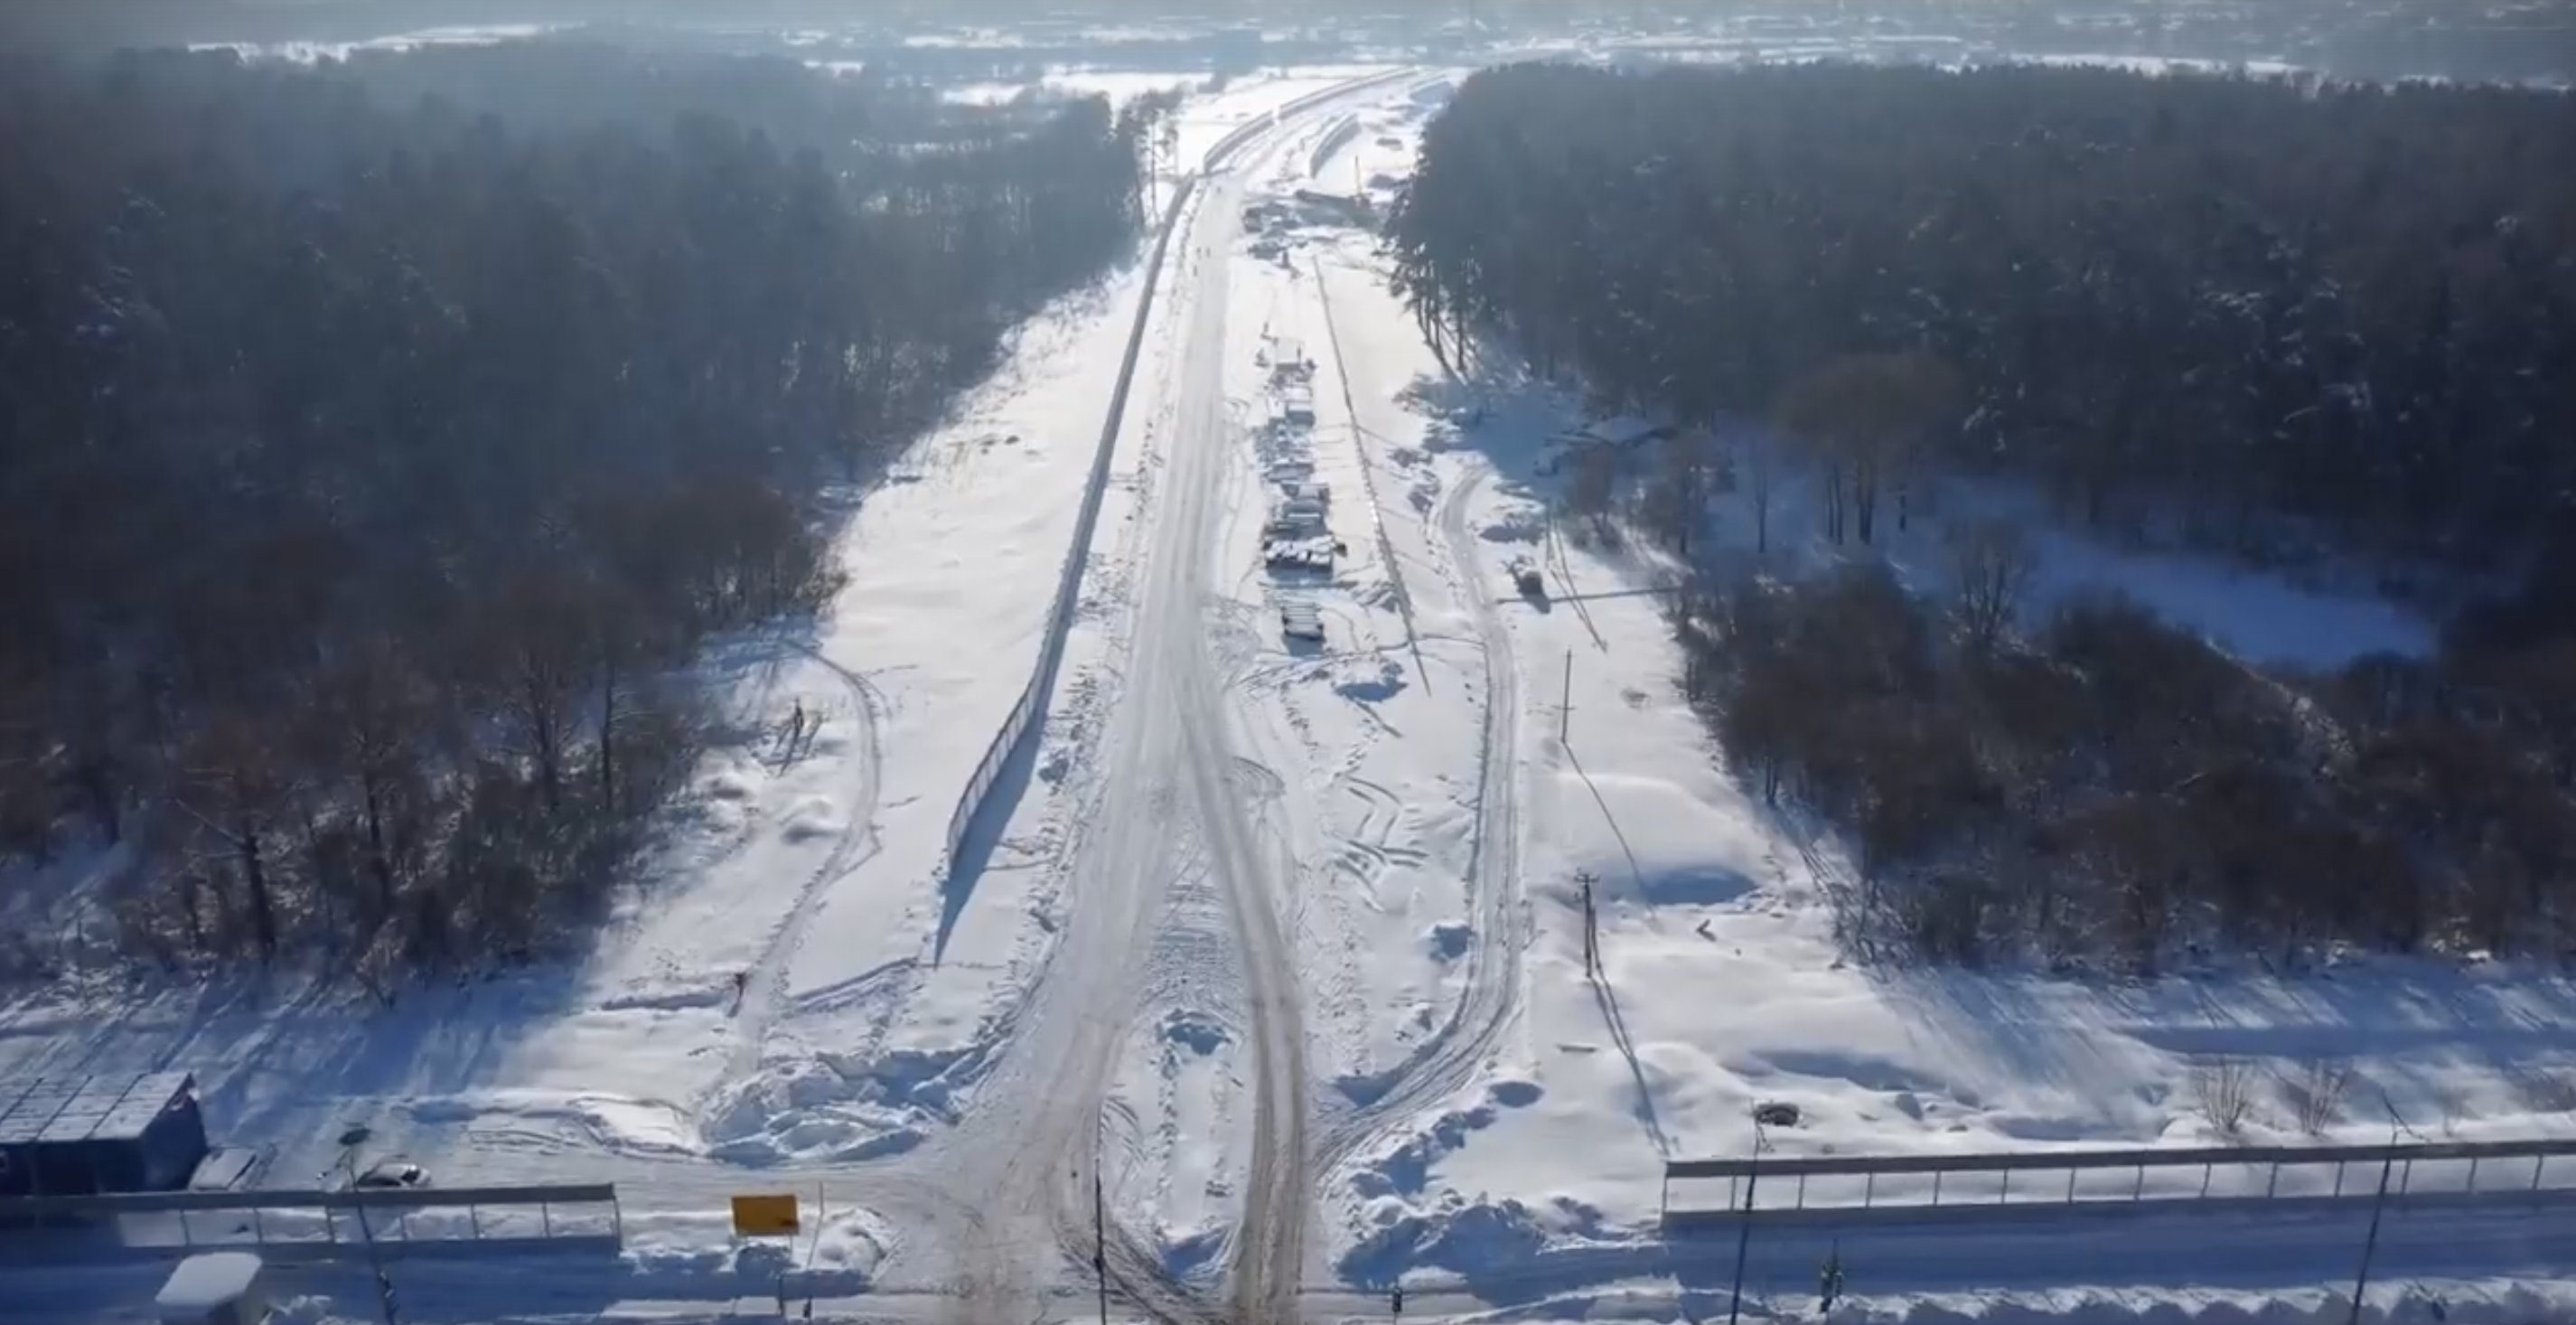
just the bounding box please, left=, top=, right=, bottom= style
left=730, top=1193, right=801, bottom=1237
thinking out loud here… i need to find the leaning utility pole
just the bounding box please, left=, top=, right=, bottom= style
left=1728, top=1114, right=1769, bottom=1325
left=2348, top=1095, right=2418, bottom=1325
left=1093, top=1167, right=1110, bottom=1325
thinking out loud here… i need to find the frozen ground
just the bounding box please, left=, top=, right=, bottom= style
left=12, top=51, right=2576, bottom=1325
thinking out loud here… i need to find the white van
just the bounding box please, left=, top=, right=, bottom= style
left=155, top=1251, right=271, bottom=1325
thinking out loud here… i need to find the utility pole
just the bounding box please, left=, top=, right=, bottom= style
left=1560, top=647, right=1574, bottom=746
left=334, top=1151, right=397, bottom=1325
left=2349, top=1096, right=2420, bottom=1325
left=1093, top=1166, right=1110, bottom=1325
left=1575, top=869, right=1599, bottom=978
left=1728, top=1114, right=1769, bottom=1325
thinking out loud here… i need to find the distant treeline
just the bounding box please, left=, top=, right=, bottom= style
left=1389, top=61, right=2576, bottom=970
left=1390, top=61, right=2576, bottom=575
left=0, top=44, right=1160, bottom=980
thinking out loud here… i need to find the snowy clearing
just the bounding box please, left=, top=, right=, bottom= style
left=1288, top=118, right=2574, bottom=1309
left=0, top=245, right=1172, bottom=1188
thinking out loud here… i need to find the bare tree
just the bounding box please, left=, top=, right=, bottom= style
left=2278, top=1057, right=2356, bottom=1136
left=2193, top=1057, right=2260, bottom=1136
left=1641, top=428, right=1714, bottom=556
left=1743, top=433, right=1776, bottom=557
left=1950, top=517, right=2036, bottom=646
left=1565, top=443, right=1620, bottom=544
left=1777, top=354, right=1963, bottom=546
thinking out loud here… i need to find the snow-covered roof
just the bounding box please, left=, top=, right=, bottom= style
left=155, top=1252, right=263, bottom=1312
left=1588, top=414, right=1661, bottom=446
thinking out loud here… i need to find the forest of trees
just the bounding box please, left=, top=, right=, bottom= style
left=1389, top=62, right=2576, bottom=970
left=0, top=43, right=1161, bottom=982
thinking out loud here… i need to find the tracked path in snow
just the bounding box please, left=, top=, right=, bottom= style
left=698, top=642, right=887, bottom=1132
left=1306, top=391, right=1531, bottom=1182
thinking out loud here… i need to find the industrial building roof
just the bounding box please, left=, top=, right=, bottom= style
left=0, top=1070, right=195, bottom=1146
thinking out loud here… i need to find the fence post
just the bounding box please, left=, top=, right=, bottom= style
left=2266, top=1161, right=2280, bottom=1199
left=541, top=1200, right=553, bottom=1238
left=1998, top=1169, right=2010, bottom=1204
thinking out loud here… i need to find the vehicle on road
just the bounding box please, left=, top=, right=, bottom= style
left=349, top=1159, right=430, bottom=1191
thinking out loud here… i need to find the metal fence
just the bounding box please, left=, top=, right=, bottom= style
left=0, top=1182, right=623, bottom=1261
left=1662, top=1137, right=2576, bottom=1229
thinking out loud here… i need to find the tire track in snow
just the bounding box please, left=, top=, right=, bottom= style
left=1314, top=458, right=1529, bottom=1182
left=695, top=643, right=888, bottom=1135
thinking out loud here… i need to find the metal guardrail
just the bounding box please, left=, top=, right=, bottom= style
left=1661, top=1137, right=2576, bottom=1228
left=1667, top=1137, right=2576, bottom=1181
left=0, top=1181, right=620, bottom=1216
left=0, top=1182, right=624, bottom=1260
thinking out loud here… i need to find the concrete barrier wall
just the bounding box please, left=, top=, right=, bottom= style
left=1307, top=114, right=1363, bottom=179
left=942, top=175, right=1199, bottom=866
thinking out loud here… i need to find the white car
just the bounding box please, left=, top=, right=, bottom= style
left=351, top=1159, right=430, bottom=1190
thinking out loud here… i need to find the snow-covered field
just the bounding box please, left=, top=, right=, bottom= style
left=14, top=51, right=2576, bottom=1325
left=187, top=24, right=559, bottom=62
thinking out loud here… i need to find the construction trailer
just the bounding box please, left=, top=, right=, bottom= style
left=0, top=1071, right=209, bottom=1197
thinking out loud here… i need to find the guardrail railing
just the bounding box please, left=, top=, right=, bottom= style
left=1662, top=1137, right=2576, bottom=1229
left=0, top=1182, right=623, bottom=1260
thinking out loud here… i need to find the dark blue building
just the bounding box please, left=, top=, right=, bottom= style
left=0, top=1071, right=209, bottom=1197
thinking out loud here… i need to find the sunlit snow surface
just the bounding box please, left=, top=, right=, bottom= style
left=6, top=39, right=2572, bottom=1324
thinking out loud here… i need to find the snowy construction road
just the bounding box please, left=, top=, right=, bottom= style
left=937, top=128, right=1315, bottom=1325
left=759, top=78, right=1419, bottom=1325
